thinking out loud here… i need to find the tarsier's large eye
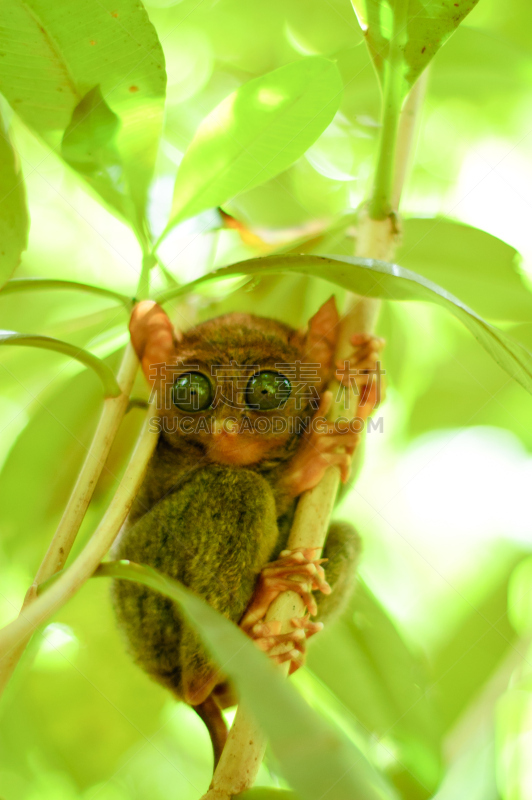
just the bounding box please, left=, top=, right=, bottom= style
left=246, top=371, right=291, bottom=410
left=172, top=372, right=213, bottom=412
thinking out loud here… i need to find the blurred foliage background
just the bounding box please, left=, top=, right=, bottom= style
left=1, top=0, right=532, bottom=798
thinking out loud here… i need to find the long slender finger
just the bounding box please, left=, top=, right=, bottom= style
left=321, top=451, right=352, bottom=483
left=314, top=390, right=333, bottom=420
left=315, top=432, right=360, bottom=452
left=250, top=620, right=282, bottom=637
left=350, top=334, right=385, bottom=348
left=272, top=648, right=304, bottom=668
left=240, top=587, right=281, bottom=631
left=254, top=629, right=306, bottom=650
left=262, top=560, right=316, bottom=573
left=291, top=617, right=324, bottom=638
left=279, top=548, right=325, bottom=562
left=263, top=579, right=318, bottom=615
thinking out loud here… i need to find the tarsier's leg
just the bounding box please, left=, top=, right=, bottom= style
left=112, top=465, right=280, bottom=704
left=239, top=547, right=329, bottom=670
left=314, top=522, right=361, bottom=624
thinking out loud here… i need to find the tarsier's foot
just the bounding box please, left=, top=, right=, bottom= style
left=248, top=616, right=323, bottom=674
left=240, top=548, right=331, bottom=672
left=241, top=548, right=331, bottom=631
left=336, top=333, right=385, bottom=422
left=283, top=392, right=361, bottom=496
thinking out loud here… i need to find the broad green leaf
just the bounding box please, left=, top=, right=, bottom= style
left=96, top=561, right=396, bottom=800
left=156, top=254, right=532, bottom=397
left=430, top=25, right=532, bottom=119
left=61, top=87, right=120, bottom=171
left=1, top=277, right=131, bottom=307
left=351, top=0, right=480, bottom=96
left=276, top=216, right=532, bottom=321
left=497, top=684, right=532, bottom=800
left=432, top=551, right=524, bottom=732
left=0, top=331, right=120, bottom=397
left=0, top=369, right=103, bottom=560
left=402, top=312, right=532, bottom=446
left=0, top=0, right=166, bottom=224
left=61, top=86, right=128, bottom=218
left=164, top=57, right=343, bottom=234
left=0, top=120, right=28, bottom=287
left=308, top=583, right=442, bottom=795
left=398, top=218, right=532, bottom=322
left=507, top=557, right=532, bottom=637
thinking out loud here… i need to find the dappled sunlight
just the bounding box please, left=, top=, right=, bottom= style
left=256, top=87, right=287, bottom=108
left=33, top=623, right=80, bottom=671
left=452, top=138, right=532, bottom=277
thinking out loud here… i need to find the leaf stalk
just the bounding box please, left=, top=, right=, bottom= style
left=368, top=0, right=409, bottom=220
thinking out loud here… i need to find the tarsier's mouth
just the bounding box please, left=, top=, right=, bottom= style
left=207, top=430, right=269, bottom=466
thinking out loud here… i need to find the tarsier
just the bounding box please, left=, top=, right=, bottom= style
left=112, top=297, right=383, bottom=764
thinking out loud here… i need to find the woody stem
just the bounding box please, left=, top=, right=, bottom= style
left=202, top=71, right=428, bottom=800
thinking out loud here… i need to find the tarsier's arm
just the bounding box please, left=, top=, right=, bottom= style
left=280, top=333, right=385, bottom=498
left=239, top=334, right=384, bottom=669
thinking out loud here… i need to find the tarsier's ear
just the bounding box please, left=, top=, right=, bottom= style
left=303, top=296, right=340, bottom=382
left=129, top=301, right=181, bottom=386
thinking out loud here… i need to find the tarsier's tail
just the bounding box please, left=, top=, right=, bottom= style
left=193, top=694, right=228, bottom=768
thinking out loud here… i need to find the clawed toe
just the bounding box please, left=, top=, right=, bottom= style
left=239, top=548, right=330, bottom=644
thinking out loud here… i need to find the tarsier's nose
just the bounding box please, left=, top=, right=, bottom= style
left=212, top=418, right=239, bottom=436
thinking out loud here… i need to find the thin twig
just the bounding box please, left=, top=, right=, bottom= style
left=35, top=345, right=138, bottom=583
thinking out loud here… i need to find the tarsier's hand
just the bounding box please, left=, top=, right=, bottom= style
left=335, top=333, right=385, bottom=422
left=240, top=548, right=331, bottom=673
left=283, top=392, right=360, bottom=497
left=283, top=334, right=385, bottom=498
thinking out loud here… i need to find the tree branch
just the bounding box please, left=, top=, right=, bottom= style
left=203, top=73, right=428, bottom=800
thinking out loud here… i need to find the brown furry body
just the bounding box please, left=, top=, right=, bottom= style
left=111, top=310, right=360, bottom=716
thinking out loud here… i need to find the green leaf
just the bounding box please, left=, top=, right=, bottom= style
left=1, top=277, right=131, bottom=307
left=0, top=331, right=120, bottom=397
left=0, top=368, right=104, bottom=560
left=0, top=119, right=29, bottom=288
left=351, top=0, right=480, bottom=96
left=507, top=557, right=532, bottom=637
left=496, top=683, right=532, bottom=800
left=401, top=312, right=532, bottom=446
left=0, top=0, right=166, bottom=224
left=398, top=218, right=532, bottom=322
left=432, top=551, right=524, bottom=732
left=156, top=254, right=532, bottom=397
left=164, top=56, right=343, bottom=234
left=96, top=560, right=396, bottom=800
left=61, top=86, right=120, bottom=170
left=308, top=583, right=442, bottom=794
left=60, top=86, right=128, bottom=217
